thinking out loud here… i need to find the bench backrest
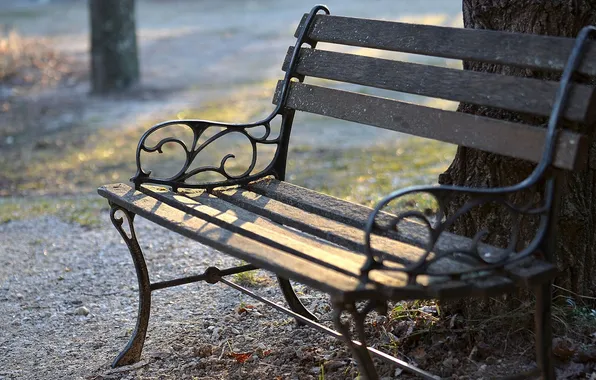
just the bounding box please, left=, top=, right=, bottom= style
left=273, top=13, right=596, bottom=171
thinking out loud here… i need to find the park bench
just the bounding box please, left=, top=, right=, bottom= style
left=98, top=5, right=596, bottom=379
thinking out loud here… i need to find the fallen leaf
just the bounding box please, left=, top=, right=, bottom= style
left=553, top=337, right=576, bottom=360
left=229, top=351, right=253, bottom=363
left=237, top=304, right=256, bottom=314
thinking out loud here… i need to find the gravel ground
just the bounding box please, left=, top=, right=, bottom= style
left=0, top=212, right=391, bottom=380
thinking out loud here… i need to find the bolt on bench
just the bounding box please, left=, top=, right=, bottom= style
left=98, top=5, right=596, bottom=379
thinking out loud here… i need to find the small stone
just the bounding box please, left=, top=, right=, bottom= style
left=475, top=342, right=493, bottom=359
left=442, top=357, right=459, bottom=368
left=295, top=348, right=307, bottom=360
left=485, top=356, right=497, bottom=365
left=75, top=306, right=90, bottom=316
left=211, top=327, right=222, bottom=341
left=193, top=345, right=213, bottom=358
left=324, top=359, right=345, bottom=371
left=15, top=293, right=24, bottom=300
left=479, top=364, right=487, bottom=371
left=230, top=327, right=240, bottom=335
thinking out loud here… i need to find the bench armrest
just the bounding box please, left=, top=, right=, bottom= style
left=362, top=182, right=554, bottom=283
left=131, top=117, right=284, bottom=191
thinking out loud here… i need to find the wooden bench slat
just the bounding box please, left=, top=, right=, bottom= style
left=245, top=178, right=558, bottom=285
left=212, top=182, right=555, bottom=290
left=273, top=81, right=587, bottom=171
left=99, top=183, right=374, bottom=295
left=296, top=14, right=596, bottom=76
left=215, top=183, right=499, bottom=273
left=282, top=47, right=596, bottom=123
left=248, top=177, right=408, bottom=226
left=153, top=186, right=524, bottom=299
left=211, top=185, right=425, bottom=266
left=142, top=185, right=414, bottom=288
left=98, top=183, right=556, bottom=299
left=245, top=177, right=501, bottom=257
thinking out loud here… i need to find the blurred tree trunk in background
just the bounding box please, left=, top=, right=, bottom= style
left=439, top=0, right=596, bottom=316
left=89, top=0, right=139, bottom=93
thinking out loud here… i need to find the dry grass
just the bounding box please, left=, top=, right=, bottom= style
left=0, top=29, right=73, bottom=88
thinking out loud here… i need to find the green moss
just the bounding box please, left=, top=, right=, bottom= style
left=232, top=268, right=267, bottom=287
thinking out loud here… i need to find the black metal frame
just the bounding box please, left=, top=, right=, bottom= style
left=361, top=24, right=596, bottom=285
left=130, top=5, right=330, bottom=192
left=108, top=5, right=330, bottom=369
left=105, top=5, right=596, bottom=379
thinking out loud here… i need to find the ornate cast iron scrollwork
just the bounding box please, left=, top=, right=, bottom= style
left=362, top=25, right=596, bottom=284
left=362, top=182, right=554, bottom=284
left=131, top=5, right=331, bottom=191
left=333, top=299, right=388, bottom=380
left=108, top=202, right=152, bottom=367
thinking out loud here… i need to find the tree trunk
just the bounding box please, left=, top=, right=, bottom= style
left=89, top=0, right=139, bottom=93
left=439, top=0, right=596, bottom=315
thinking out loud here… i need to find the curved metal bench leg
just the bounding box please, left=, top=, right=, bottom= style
left=534, top=282, right=555, bottom=380
left=277, top=276, right=318, bottom=325
left=109, top=203, right=152, bottom=368
left=333, top=300, right=379, bottom=380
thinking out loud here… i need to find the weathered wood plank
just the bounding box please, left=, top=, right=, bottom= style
left=244, top=178, right=496, bottom=258
left=282, top=47, right=596, bottom=123
left=248, top=177, right=415, bottom=228
left=211, top=185, right=554, bottom=294
left=295, top=14, right=596, bottom=76
left=273, top=81, right=588, bottom=171
left=211, top=185, right=425, bottom=266
left=164, top=187, right=520, bottom=299
left=244, top=178, right=557, bottom=286
left=98, top=183, right=554, bottom=299
left=141, top=185, right=415, bottom=289
left=98, top=183, right=372, bottom=295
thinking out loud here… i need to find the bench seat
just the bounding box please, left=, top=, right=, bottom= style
left=99, top=180, right=557, bottom=303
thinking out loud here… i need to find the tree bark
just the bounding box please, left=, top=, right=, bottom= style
left=89, top=0, right=139, bottom=93
left=439, top=0, right=596, bottom=314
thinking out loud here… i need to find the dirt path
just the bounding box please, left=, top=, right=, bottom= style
left=0, top=0, right=463, bottom=149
